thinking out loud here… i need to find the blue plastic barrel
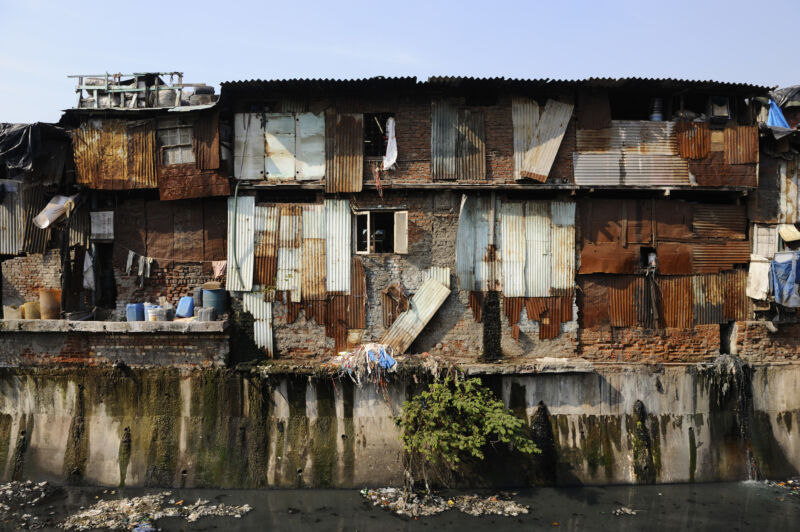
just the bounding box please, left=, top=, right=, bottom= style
left=126, top=303, right=145, bottom=322
left=202, top=289, right=227, bottom=315
left=176, top=296, right=194, bottom=318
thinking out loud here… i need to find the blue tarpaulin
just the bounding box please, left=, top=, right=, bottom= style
left=770, top=251, right=800, bottom=307
left=767, top=100, right=791, bottom=129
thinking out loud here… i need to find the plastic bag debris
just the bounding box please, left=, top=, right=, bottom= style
left=361, top=487, right=529, bottom=518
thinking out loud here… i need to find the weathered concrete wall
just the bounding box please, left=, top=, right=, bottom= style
left=1, top=360, right=797, bottom=488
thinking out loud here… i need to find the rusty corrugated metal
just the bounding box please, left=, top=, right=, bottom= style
left=656, top=242, right=693, bottom=275
left=22, top=185, right=51, bottom=254
left=577, top=121, right=677, bottom=154
left=525, top=297, right=548, bottom=322
left=675, top=121, right=710, bottom=159
left=632, top=276, right=655, bottom=328
left=193, top=110, right=220, bottom=170
left=574, top=153, right=690, bottom=185
left=501, top=202, right=526, bottom=297
left=347, top=257, right=366, bottom=328
left=579, top=243, right=639, bottom=274
left=524, top=201, right=550, bottom=297
left=326, top=294, right=349, bottom=353
left=242, top=290, right=273, bottom=357
left=550, top=201, right=575, bottom=294
left=456, top=109, right=486, bottom=180
left=254, top=204, right=279, bottom=290
left=539, top=296, right=563, bottom=340
left=692, top=204, right=747, bottom=239
left=277, top=204, right=302, bottom=302
left=503, top=297, right=525, bottom=332
left=512, top=98, right=539, bottom=180
left=724, top=125, right=758, bottom=165
left=607, top=275, right=636, bottom=327
left=382, top=284, right=408, bottom=328
left=692, top=242, right=750, bottom=273
left=658, top=276, right=693, bottom=329
left=751, top=223, right=778, bottom=259
left=226, top=196, right=255, bottom=292
left=325, top=198, right=351, bottom=293
left=302, top=204, right=326, bottom=300
left=577, top=276, right=609, bottom=329
left=326, top=112, right=363, bottom=193
left=431, top=99, right=458, bottom=181
left=520, top=99, right=573, bottom=182
left=692, top=274, right=724, bottom=325
left=468, top=291, right=484, bottom=322
left=0, top=180, right=23, bottom=255
left=381, top=274, right=451, bottom=354
left=456, top=194, right=477, bottom=290
left=127, top=120, right=157, bottom=188
left=67, top=207, right=90, bottom=250
left=723, top=269, right=748, bottom=321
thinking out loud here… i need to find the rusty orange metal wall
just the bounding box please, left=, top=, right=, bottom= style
left=675, top=121, right=710, bottom=159
left=127, top=120, right=157, bottom=188
left=347, top=257, right=366, bottom=329
left=254, top=204, right=279, bottom=288
left=456, top=109, right=486, bottom=180
left=692, top=204, right=747, bottom=240
left=607, top=275, right=636, bottom=327
left=691, top=242, right=750, bottom=273
left=724, top=125, right=758, bottom=165
left=193, top=111, right=220, bottom=170
left=326, top=112, right=363, bottom=193
left=657, top=276, right=693, bottom=329
left=723, top=269, right=748, bottom=321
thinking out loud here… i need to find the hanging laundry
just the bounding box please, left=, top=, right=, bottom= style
left=82, top=250, right=95, bottom=291
left=212, top=260, right=227, bottom=279
left=747, top=255, right=771, bottom=301
left=126, top=250, right=136, bottom=275
left=382, top=117, right=397, bottom=170
left=770, top=251, right=800, bottom=307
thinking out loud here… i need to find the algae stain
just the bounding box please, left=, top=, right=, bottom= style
left=10, top=420, right=29, bottom=481
left=310, top=380, right=337, bottom=488
left=688, top=426, right=697, bottom=483
left=63, top=384, right=89, bottom=484
left=0, top=414, right=12, bottom=478
left=627, top=400, right=656, bottom=484
left=118, top=427, right=131, bottom=487
left=284, top=378, right=310, bottom=488
left=342, top=381, right=356, bottom=487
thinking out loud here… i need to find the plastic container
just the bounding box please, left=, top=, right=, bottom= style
left=176, top=296, right=194, bottom=318
left=192, top=287, right=203, bottom=309
left=197, top=307, right=216, bottom=322
left=145, top=305, right=162, bottom=322
left=149, top=308, right=168, bottom=322
left=126, top=303, right=145, bottom=322
left=39, top=289, right=61, bottom=319
left=202, top=289, right=227, bottom=315
left=3, top=305, right=22, bottom=319
left=21, top=302, right=40, bottom=319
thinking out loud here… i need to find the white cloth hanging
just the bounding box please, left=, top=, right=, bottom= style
left=382, top=117, right=397, bottom=170
left=126, top=250, right=136, bottom=275
left=82, top=251, right=95, bottom=291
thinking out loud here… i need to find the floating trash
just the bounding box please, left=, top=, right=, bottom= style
left=361, top=487, right=529, bottom=518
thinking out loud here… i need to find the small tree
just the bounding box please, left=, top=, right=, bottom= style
left=395, top=377, right=539, bottom=493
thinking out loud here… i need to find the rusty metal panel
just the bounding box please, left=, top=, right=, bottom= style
left=296, top=112, right=325, bottom=181
left=723, top=269, right=748, bottom=322
left=242, top=291, right=273, bottom=357
left=749, top=157, right=780, bottom=222
left=381, top=275, right=451, bottom=354
left=550, top=201, right=575, bottom=293
left=752, top=223, right=778, bottom=259
left=264, top=113, right=296, bottom=180
left=692, top=204, right=747, bottom=239
left=0, top=180, right=23, bottom=255
left=573, top=152, right=623, bottom=185
left=347, top=257, right=366, bottom=328
left=501, top=202, right=526, bottom=297
left=512, top=98, right=539, bottom=180
left=577, top=89, right=611, bottom=130
left=67, top=207, right=90, bottom=250
left=689, top=152, right=757, bottom=188
left=382, top=284, right=408, bottom=327
left=577, top=276, right=609, bottom=328
left=302, top=204, right=326, bottom=300
left=577, top=121, right=677, bottom=155
left=192, top=110, right=220, bottom=170
left=234, top=112, right=265, bottom=180
left=23, top=185, right=51, bottom=253
left=525, top=201, right=550, bottom=297
left=277, top=204, right=302, bottom=302
left=655, top=201, right=694, bottom=240
left=658, top=276, right=693, bottom=329
left=456, top=109, right=486, bottom=180
left=520, top=99, right=573, bottom=182
left=724, top=125, right=758, bottom=165
left=431, top=99, right=458, bottom=181
left=325, top=199, right=351, bottom=293
left=579, top=243, right=639, bottom=274
left=692, top=242, right=751, bottom=273
left=476, top=196, right=501, bottom=292
left=692, top=274, right=724, bottom=325
left=675, top=121, right=710, bottom=159
left=326, top=112, right=363, bottom=192
left=127, top=120, right=157, bottom=188
left=157, top=161, right=230, bottom=201
left=254, top=204, right=279, bottom=288
left=656, top=242, right=693, bottom=275
left=226, top=195, right=255, bottom=291
left=607, top=275, right=636, bottom=327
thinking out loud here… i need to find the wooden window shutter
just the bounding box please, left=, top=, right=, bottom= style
left=394, top=210, right=408, bottom=254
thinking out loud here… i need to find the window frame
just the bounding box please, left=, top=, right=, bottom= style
left=353, top=208, right=408, bottom=255
left=157, top=117, right=195, bottom=166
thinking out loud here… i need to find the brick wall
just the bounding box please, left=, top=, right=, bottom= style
left=577, top=325, right=721, bottom=363
left=2, top=250, right=62, bottom=308
left=734, top=321, right=800, bottom=362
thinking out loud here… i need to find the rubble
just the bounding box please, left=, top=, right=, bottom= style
left=765, top=477, right=800, bottom=497
left=59, top=491, right=251, bottom=531
left=361, top=487, right=529, bottom=518
left=0, top=480, right=55, bottom=530
left=613, top=506, right=638, bottom=516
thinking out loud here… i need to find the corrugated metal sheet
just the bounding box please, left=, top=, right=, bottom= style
left=550, top=201, right=575, bottom=293
left=607, top=275, right=636, bottom=327
left=192, top=110, right=220, bottom=170
left=501, top=202, right=526, bottom=297
left=23, top=185, right=51, bottom=253
left=431, top=99, right=458, bottom=181
left=724, top=125, right=758, bottom=165
left=752, top=223, right=778, bottom=258
left=348, top=257, right=366, bottom=328
left=67, top=208, right=90, bottom=249
left=226, top=196, right=255, bottom=291
left=302, top=204, right=326, bottom=300
left=520, top=99, right=573, bottom=182
left=382, top=284, right=408, bottom=327
left=577, top=276, right=609, bottom=328
left=512, top=98, right=539, bottom=180
left=692, top=204, right=747, bottom=239
left=779, top=158, right=799, bottom=224
left=242, top=290, right=273, bottom=357
left=427, top=266, right=451, bottom=289
left=658, top=276, right=693, bottom=328
left=277, top=205, right=302, bottom=302
left=126, top=120, right=157, bottom=188
left=233, top=112, right=265, bottom=180
left=577, top=121, right=677, bottom=154
left=524, top=201, right=550, bottom=297
left=476, top=196, right=501, bottom=292
left=296, top=112, right=325, bottom=181
left=574, top=153, right=690, bottom=185
left=692, top=274, right=724, bottom=325
left=456, top=109, right=486, bottom=180
left=254, top=204, right=279, bottom=292
left=456, top=195, right=477, bottom=290
left=381, top=275, right=451, bottom=354
left=723, top=269, right=748, bottom=321
left=0, top=180, right=23, bottom=255
left=326, top=112, right=363, bottom=193
left=264, top=113, right=296, bottom=180
left=325, top=199, right=351, bottom=293
left=692, top=242, right=751, bottom=273
left=675, top=121, right=710, bottom=159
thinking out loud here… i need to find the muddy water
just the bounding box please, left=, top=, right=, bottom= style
left=16, top=481, right=800, bottom=532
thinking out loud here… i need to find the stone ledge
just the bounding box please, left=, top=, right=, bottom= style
left=0, top=319, right=228, bottom=334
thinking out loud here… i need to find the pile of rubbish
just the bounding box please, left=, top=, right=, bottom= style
left=0, top=480, right=55, bottom=530
left=613, top=506, right=638, bottom=516
left=327, top=343, right=397, bottom=386
left=766, top=478, right=800, bottom=497
left=361, top=487, right=529, bottom=518
left=59, top=491, right=251, bottom=531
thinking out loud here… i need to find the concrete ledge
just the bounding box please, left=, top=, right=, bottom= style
left=0, top=319, right=228, bottom=334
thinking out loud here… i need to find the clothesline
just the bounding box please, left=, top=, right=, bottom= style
left=114, top=243, right=226, bottom=264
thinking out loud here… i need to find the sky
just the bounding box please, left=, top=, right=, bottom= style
left=0, top=0, right=795, bottom=123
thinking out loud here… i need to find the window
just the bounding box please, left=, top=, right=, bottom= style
left=364, top=113, right=394, bottom=157
left=157, top=118, right=195, bottom=165
left=355, top=210, right=408, bottom=254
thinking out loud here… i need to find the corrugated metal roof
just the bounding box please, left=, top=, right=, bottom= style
left=692, top=204, right=747, bottom=240
left=752, top=223, right=778, bottom=258
left=577, top=121, right=677, bottom=155
left=524, top=201, right=550, bottom=297
left=692, top=241, right=751, bottom=273
left=692, top=274, right=724, bottom=325
left=724, top=125, right=758, bottom=165
left=381, top=274, right=451, bottom=354
left=302, top=204, right=326, bottom=300
left=325, top=199, right=351, bottom=293
left=0, top=180, right=23, bottom=255
left=276, top=204, right=302, bottom=302
left=501, top=202, right=526, bottom=297
left=574, top=152, right=690, bottom=186
left=431, top=100, right=458, bottom=181
left=512, top=98, right=539, bottom=181
left=233, top=112, right=265, bottom=180
left=226, top=196, right=255, bottom=291
left=254, top=204, right=279, bottom=290
left=326, top=112, right=363, bottom=193
left=550, top=201, right=575, bottom=293
left=242, top=290, right=273, bottom=357
left=520, top=99, right=573, bottom=182
left=675, top=121, right=710, bottom=159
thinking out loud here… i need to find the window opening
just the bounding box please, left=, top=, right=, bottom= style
left=364, top=113, right=394, bottom=157
left=95, top=243, right=117, bottom=309
left=157, top=118, right=195, bottom=166
left=355, top=210, right=406, bottom=254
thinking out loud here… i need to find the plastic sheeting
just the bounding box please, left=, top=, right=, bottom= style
left=767, top=100, right=791, bottom=129
left=770, top=252, right=800, bottom=307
